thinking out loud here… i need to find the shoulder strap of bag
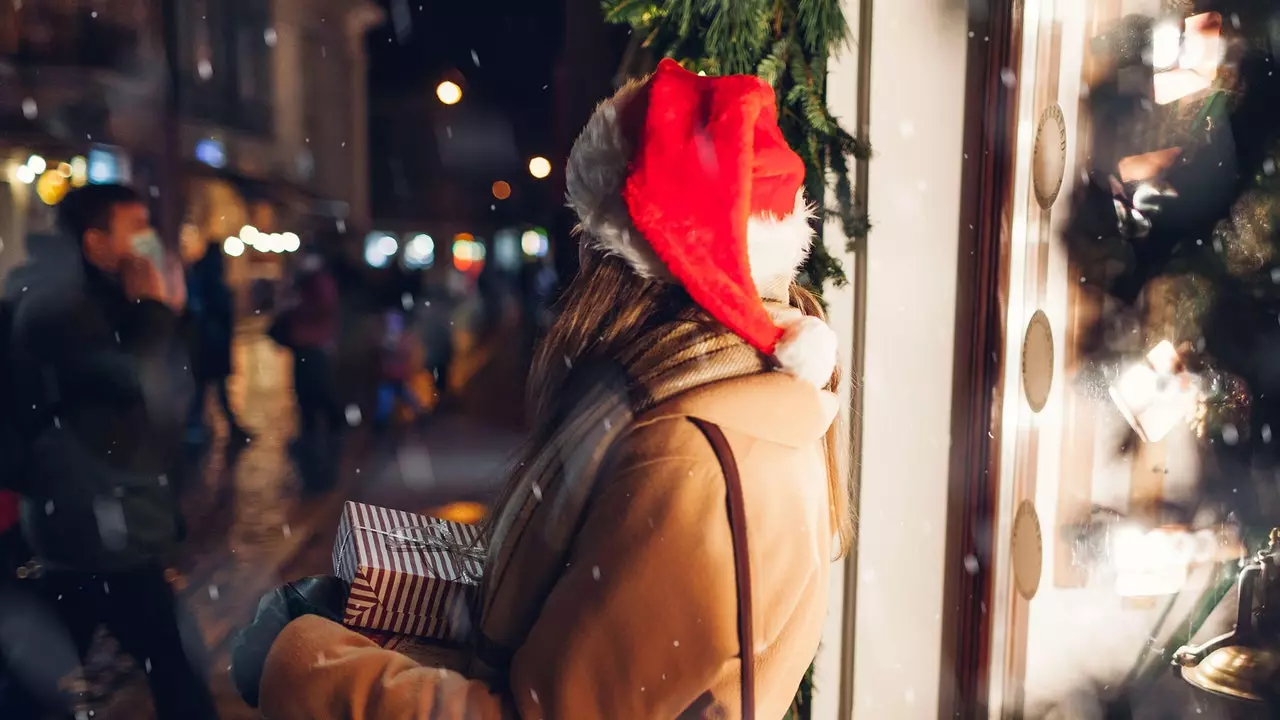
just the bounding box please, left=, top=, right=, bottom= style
left=689, top=417, right=756, bottom=719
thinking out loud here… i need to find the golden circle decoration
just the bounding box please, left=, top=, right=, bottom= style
left=1021, top=310, right=1054, bottom=413
left=1012, top=500, right=1043, bottom=600
left=1032, top=103, right=1067, bottom=209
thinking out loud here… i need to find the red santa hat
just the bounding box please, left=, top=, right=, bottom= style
left=566, top=59, right=838, bottom=387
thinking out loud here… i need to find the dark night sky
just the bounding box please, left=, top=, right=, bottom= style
left=365, top=0, right=567, bottom=224
left=367, top=0, right=564, bottom=138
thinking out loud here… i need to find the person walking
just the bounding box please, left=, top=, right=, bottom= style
left=277, top=252, right=342, bottom=492
left=0, top=184, right=218, bottom=719
left=230, top=60, right=846, bottom=719
left=186, top=236, right=251, bottom=446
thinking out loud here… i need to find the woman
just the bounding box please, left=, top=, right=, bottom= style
left=231, top=59, right=849, bottom=718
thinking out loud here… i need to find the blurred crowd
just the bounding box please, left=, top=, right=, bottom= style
left=0, top=183, right=551, bottom=718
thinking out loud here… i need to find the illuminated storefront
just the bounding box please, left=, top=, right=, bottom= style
left=0, top=143, right=132, bottom=283
left=816, top=0, right=1256, bottom=717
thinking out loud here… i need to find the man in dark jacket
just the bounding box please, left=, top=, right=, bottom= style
left=0, top=185, right=217, bottom=718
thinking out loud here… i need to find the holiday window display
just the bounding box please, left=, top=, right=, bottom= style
left=1054, top=3, right=1280, bottom=711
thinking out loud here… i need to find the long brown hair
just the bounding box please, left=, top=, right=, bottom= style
left=505, top=248, right=853, bottom=558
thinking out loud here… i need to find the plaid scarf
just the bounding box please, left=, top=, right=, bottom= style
left=471, top=315, right=773, bottom=676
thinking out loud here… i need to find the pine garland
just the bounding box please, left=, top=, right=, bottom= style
left=600, top=0, right=869, bottom=293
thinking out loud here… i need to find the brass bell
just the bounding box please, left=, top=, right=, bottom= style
left=1173, top=529, right=1280, bottom=703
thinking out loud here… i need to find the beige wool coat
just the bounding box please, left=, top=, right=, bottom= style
left=259, top=371, right=839, bottom=719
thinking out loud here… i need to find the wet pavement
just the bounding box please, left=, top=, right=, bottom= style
left=82, top=323, right=525, bottom=719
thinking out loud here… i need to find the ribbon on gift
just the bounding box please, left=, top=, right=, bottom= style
left=382, top=524, right=485, bottom=581
left=336, top=520, right=485, bottom=583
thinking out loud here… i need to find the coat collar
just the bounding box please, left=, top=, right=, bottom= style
left=638, top=371, right=839, bottom=447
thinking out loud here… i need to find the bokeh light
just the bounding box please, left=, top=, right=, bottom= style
left=35, top=170, right=68, bottom=205
left=528, top=156, right=551, bottom=179
left=224, top=236, right=245, bottom=257
left=521, top=229, right=549, bottom=258
left=452, top=236, right=486, bottom=273
left=491, top=180, right=511, bottom=200
left=239, top=225, right=261, bottom=247
left=436, top=80, right=462, bottom=105
left=69, top=156, right=88, bottom=187
left=365, top=231, right=398, bottom=268
left=404, top=233, right=435, bottom=269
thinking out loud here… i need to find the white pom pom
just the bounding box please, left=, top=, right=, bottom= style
left=773, top=315, right=838, bottom=388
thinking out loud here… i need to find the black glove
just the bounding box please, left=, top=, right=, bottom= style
left=229, top=575, right=347, bottom=708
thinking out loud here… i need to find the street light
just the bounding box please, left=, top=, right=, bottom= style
left=528, top=156, right=551, bottom=179
left=436, top=81, right=462, bottom=105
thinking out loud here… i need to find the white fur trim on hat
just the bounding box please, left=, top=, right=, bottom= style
left=772, top=313, right=839, bottom=388
left=566, top=82, right=815, bottom=289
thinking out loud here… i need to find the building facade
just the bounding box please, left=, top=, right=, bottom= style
left=178, top=0, right=382, bottom=305
left=0, top=0, right=161, bottom=281
left=0, top=0, right=382, bottom=301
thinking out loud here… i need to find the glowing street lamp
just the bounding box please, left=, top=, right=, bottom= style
left=528, top=156, right=551, bottom=179
left=436, top=81, right=462, bottom=105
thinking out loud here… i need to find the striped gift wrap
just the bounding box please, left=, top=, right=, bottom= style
left=333, top=501, right=484, bottom=641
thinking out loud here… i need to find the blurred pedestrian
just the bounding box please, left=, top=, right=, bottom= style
left=373, top=309, right=436, bottom=428
left=0, top=184, right=217, bottom=718
left=275, top=252, right=343, bottom=492
left=0, top=489, right=41, bottom=717
left=186, top=236, right=251, bottom=446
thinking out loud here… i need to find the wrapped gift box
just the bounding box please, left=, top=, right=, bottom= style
left=333, top=501, right=484, bottom=641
